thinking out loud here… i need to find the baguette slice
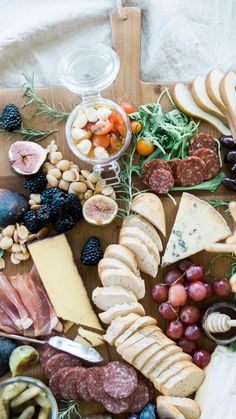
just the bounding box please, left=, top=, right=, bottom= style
left=121, top=336, right=173, bottom=365
left=157, top=400, right=186, bottom=419
left=104, top=244, right=139, bottom=275
left=142, top=345, right=182, bottom=377
left=98, top=258, right=133, bottom=277
left=119, top=236, right=158, bottom=277
left=117, top=329, right=172, bottom=356
left=131, top=193, right=166, bottom=236
left=115, top=316, right=158, bottom=347
left=151, top=361, right=194, bottom=387
left=99, top=302, right=145, bottom=324
left=148, top=352, right=192, bottom=379
left=161, top=366, right=205, bottom=397
left=120, top=227, right=160, bottom=265
left=123, top=215, right=163, bottom=251
left=104, top=313, right=141, bottom=345
left=157, top=396, right=201, bottom=419
left=92, top=286, right=137, bottom=311
left=100, top=268, right=145, bottom=299
left=133, top=342, right=180, bottom=371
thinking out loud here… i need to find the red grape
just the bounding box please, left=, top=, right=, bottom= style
left=177, top=337, right=196, bottom=354
left=180, top=305, right=201, bottom=324
left=159, top=302, right=178, bottom=320
left=152, top=283, right=168, bottom=303
left=184, top=324, right=202, bottom=341
left=186, top=264, right=204, bottom=282
left=179, top=258, right=193, bottom=272
left=188, top=281, right=207, bottom=301
left=164, top=269, right=183, bottom=285
left=193, top=348, right=211, bottom=368
left=204, top=282, right=213, bottom=299
left=213, top=278, right=231, bottom=297
left=166, top=320, right=184, bottom=340
left=169, top=283, right=187, bottom=306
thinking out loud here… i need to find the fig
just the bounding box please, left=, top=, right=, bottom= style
left=9, top=345, right=39, bottom=376
left=0, top=189, right=29, bottom=227
left=83, top=194, right=118, bottom=225
left=8, top=141, right=47, bottom=176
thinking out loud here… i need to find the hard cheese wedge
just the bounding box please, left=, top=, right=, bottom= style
left=161, top=193, right=231, bottom=266
left=28, top=234, right=103, bottom=330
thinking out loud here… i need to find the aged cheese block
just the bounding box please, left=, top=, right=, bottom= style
left=28, top=234, right=103, bottom=330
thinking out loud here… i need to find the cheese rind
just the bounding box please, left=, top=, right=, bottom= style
left=28, top=234, right=103, bottom=330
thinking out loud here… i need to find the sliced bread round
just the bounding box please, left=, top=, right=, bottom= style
left=104, top=244, right=139, bottom=275
left=157, top=399, right=186, bottom=419
left=92, top=286, right=137, bottom=311
left=104, top=313, right=141, bottom=345
left=157, top=396, right=201, bottom=419
left=115, top=315, right=158, bottom=347
left=161, top=365, right=205, bottom=397
left=100, top=268, right=145, bottom=299
left=99, top=302, right=145, bottom=324
left=119, top=226, right=160, bottom=265
left=98, top=257, right=133, bottom=277
left=123, top=215, right=163, bottom=251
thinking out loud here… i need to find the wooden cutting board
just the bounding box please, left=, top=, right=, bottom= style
left=0, top=7, right=234, bottom=416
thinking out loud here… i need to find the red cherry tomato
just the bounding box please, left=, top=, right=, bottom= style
left=109, top=111, right=126, bottom=137
left=120, top=102, right=134, bottom=114
left=91, top=120, right=113, bottom=135
left=109, top=133, right=119, bottom=152
left=93, top=134, right=110, bottom=148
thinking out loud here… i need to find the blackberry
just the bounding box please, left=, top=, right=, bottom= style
left=23, top=210, right=42, bottom=233
left=36, top=204, right=53, bottom=224
left=41, top=188, right=63, bottom=204
left=66, top=193, right=83, bottom=221
left=80, top=236, right=103, bottom=266
left=24, top=171, right=47, bottom=194
left=51, top=193, right=71, bottom=217
left=52, top=215, right=75, bottom=233
left=1, top=104, right=21, bottom=131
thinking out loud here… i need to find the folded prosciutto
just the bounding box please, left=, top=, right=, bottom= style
left=0, top=271, right=62, bottom=336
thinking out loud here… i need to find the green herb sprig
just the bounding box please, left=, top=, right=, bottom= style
left=22, top=74, right=70, bottom=122
left=208, top=199, right=230, bottom=213
left=0, top=126, right=57, bottom=142
left=58, top=400, right=81, bottom=419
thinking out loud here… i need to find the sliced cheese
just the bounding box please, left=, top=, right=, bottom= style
left=115, top=316, right=158, bottom=347
left=77, top=327, right=104, bottom=347
left=74, top=335, right=92, bottom=347
left=161, top=193, right=231, bottom=266
left=28, top=235, right=102, bottom=330
left=123, top=215, right=163, bottom=251
left=131, top=193, right=166, bottom=236
left=100, top=268, right=145, bottom=299
left=119, top=226, right=160, bottom=265
left=99, top=302, right=145, bottom=324
left=104, top=313, right=141, bottom=345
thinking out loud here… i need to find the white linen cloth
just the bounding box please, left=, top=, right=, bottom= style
left=0, top=0, right=235, bottom=88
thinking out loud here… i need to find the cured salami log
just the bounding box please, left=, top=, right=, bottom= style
left=59, top=366, right=83, bottom=400
left=168, top=158, right=182, bottom=185
left=100, top=392, right=132, bottom=414
left=44, top=353, right=81, bottom=378
left=76, top=368, right=92, bottom=401
left=49, top=367, right=69, bottom=398
left=142, top=159, right=172, bottom=186
left=192, top=148, right=220, bottom=179
left=103, top=361, right=138, bottom=399
left=188, top=133, right=218, bottom=156
left=128, top=378, right=150, bottom=413
left=149, top=168, right=175, bottom=194
left=177, top=156, right=206, bottom=186
left=40, top=346, right=60, bottom=368
left=86, top=366, right=106, bottom=401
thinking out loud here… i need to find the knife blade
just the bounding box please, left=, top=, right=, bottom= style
left=49, top=336, right=103, bottom=363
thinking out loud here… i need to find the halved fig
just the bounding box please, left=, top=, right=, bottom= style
left=9, top=141, right=47, bottom=176
left=83, top=194, right=118, bottom=225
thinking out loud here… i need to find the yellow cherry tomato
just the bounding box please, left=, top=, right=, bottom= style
left=130, top=120, right=142, bottom=134
left=136, top=138, right=155, bottom=156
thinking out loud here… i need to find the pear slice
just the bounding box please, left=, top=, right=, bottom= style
left=220, top=72, right=236, bottom=141
left=173, top=82, right=231, bottom=135
left=192, top=75, right=228, bottom=125
left=206, top=69, right=226, bottom=113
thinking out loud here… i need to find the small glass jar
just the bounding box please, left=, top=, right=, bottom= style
left=58, top=44, right=132, bottom=184
left=202, top=301, right=236, bottom=345
left=0, top=376, right=58, bottom=418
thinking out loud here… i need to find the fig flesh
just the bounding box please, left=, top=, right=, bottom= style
left=82, top=194, right=118, bottom=225
left=0, top=189, right=29, bottom=227
left=8, top=141, right=47, bottom=176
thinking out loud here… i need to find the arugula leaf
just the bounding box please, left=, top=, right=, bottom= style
left=229, top=341, right=236, bottom=352
left=172, top=171, right=225, bottom=193
left=208, top=199, right=230, bottom=213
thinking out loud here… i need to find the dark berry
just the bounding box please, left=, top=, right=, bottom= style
left=66, top=193, right=83, bottom=221
left=23, top=210, right=42, bottom=233
left=51, top=193, right=71, bottom=217
left=36, top=204, right=53, bottom=224
left=52, top=215, right=75, bottom=233
left=24, top=171, right=47, bottom=194
left=80, top=236, right=103, bottom=266
left=1, top=104, right=21, bottom=131
left=41, top=188, right=63, bottom=204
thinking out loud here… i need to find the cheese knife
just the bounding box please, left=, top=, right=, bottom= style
left=0, top=332, right=103, bottom=363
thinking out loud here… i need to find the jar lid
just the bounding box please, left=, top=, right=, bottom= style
left=58, top=44, right=120, bottom=95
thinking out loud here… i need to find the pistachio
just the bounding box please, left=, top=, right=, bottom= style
left=14, top=252, right=30, bottom=261
left=49, top=151, right=63, bottom=165
left=62, top=170, right=75, bottom=182
left=81, top=170, right=91, bottom=179
left=88, top=172, right=100, bottom=184
left=48, top=168, right=61, bottom=179
left=12, top=243, right=21, bottom=253
left=78, top=193, right=85, bottom=200
left=101, top=186, right=114, bottom=196
left=2, top=225, right=15, bottom=237
left=11, top=253, right=21, bottom=265
left=17, top=225, right=29, bottom=240
left=0, top=258, right=5, bottom=269
left=71, top=168, right=80, bottom=181
left=0, top=236, right=13, bottom=250
left=58, top=179, right=70, bottom=191
left=46, top=174, right=58, bottom=187
left=43, top=162, right=55, bottom=172
left=56, top=159, right=71, bottom=171
left=86, top=180, right=95, bottom=191
left=84, top=190, right=93, bottom=200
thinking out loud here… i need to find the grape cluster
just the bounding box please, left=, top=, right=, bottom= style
left=152, top=258, right=231, bottom=369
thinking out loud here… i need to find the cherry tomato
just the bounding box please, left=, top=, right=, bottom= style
left=84, top=130, right=93, bottom=139
left=93, top=134, right=110, bottom=148
left=130, top=120, right=142, bottom=134
left=120, top=102, right=134, bottom=114
left=91, top=120, right=113, bottom=135
left=136, top=138, right=155, bottom=156
left=109, top=111, right=126, bottom=137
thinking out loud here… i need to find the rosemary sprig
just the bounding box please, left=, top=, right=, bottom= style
left=58, top=400, right=81, bottom=419
left=22, top=74, right=70, bottom=122
left=208, top=199, right=230, bottom=213
left=0, top=126, right=57, bottom=142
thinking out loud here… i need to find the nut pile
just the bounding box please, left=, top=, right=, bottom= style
left=30, top=141, right=116, bottom=209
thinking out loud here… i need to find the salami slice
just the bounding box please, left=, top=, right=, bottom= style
left=76, top=368, right=92, bottom=401
left=128, top=378, right=150, bottom=413
left=149, top=168, right=175, bottom=194
left=103, top=361, right=138, bottom=399
left=59, top=366, right=83, bottom=400
left=188, top=133, right=218, bottom=156
left=142, top=159, right=172, bottom=186
left=44, top=353, right=81, bottom=378
left=49, top=367, right=69, bottom=398
left=40, top=346, right=60, bottom=368
left=192, top=147, right=220, bottom=179
left=86, top=366, right=106, bottom=401
left=100, top=392, right=132, bottom=414
left=168, top=158, right=182, bottom=185
left=177, top=156, right=206, bottom=186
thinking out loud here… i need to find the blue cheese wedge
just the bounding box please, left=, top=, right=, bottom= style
left=161, top=193, right=231, bottom=266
